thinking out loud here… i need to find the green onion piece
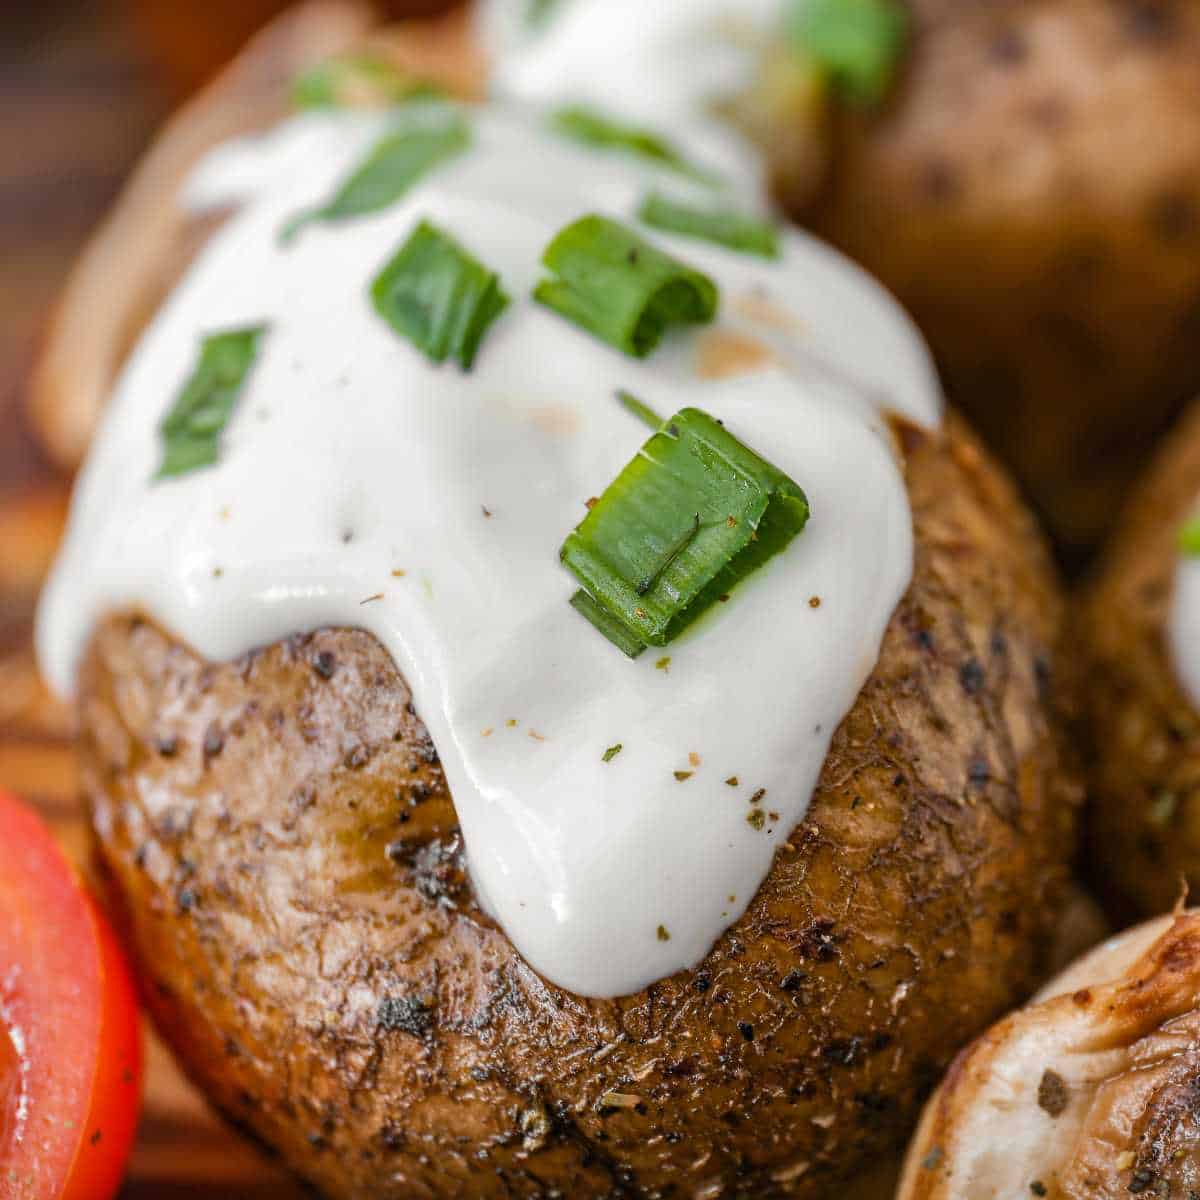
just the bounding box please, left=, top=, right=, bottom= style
left=371, top=220, right=509, bottom=369
left=550, top=106, right=718, bottom=184
left=282, top=114, right=470, bottom=241
left=534, top=216, right=718, bottom=358
left=616, top=389, right=664, bottom=431
left=638, top=192, right=780, bottom=260
left=157, top=326, right=267, bottom=479
left=570, top=589, right=647, bottom=658
left=1180, top=516, right=1200, bottom=556
left=561, top=408, right=810, bottom=653
left=291, top=52, right=443, bottom=110
left=787, top=0, right=908, bottom=106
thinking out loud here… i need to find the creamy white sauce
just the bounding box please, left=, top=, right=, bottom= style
left=479, top=0, right=782, bottom=144
left=39, top=35, right=940, bottom=997
left=1171, top=549, right=1200, bottom=708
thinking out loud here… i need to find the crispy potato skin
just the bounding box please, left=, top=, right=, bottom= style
left=1080, top=400, right=1200, bottom=918
left=802, top=0, right=1200, bottom=561
left=77, top=413, right=1080, bottom=1198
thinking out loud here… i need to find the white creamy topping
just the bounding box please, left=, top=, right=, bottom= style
left=1171, top=545, right=1200, bottom=708
left=39, top=93, right=939, bottom=997
left=479, top=0, right=782, bottom=141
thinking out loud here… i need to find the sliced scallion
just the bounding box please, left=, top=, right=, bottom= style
left=787, top=0, right=908, bottom=106
left=534, top=216, right=718, bottom=357
left=550, top=106, right=718, bottom=184
left=616, top=389, right=663, bottom=431
left=371, top=220, right=508, bottom=369
left=562, top=408, right=810, bottom=655
left=281, top=114, right=470, bottom=242
left=157, top=326, right=267, bottom=479
left=638, top=192, right=780, bottom=259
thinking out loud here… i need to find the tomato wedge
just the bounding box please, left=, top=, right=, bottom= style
left=0, top=791, right=142, bottom=1199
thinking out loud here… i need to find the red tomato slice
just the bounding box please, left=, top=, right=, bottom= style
left=0, top=791, right=142, bottom=1200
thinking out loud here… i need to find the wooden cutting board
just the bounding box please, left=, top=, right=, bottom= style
left=0, top=4, right=306, bottom=1195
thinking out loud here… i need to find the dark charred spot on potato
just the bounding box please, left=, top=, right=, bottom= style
left=313, top=650, right=337, bottom=679
left=203, top=722, right=225, bottom=759
left=989, top=630, right=1008, bottom=658
left=398, top=831, right=469, bottom=906
left=737, top=1022, right=755, bottom=1042
left=1029, top=1182, right=1047, bottom=1197
left=967, top=758, right=991, bottom=787
left=155, top=734, right=179, bottom=757
left=1125, top=0, right=1175, bottom=43
left=959, top=658, right=985, bottom=696
left=1025, top=95, right=1069, bottom=131
left=376, top=992, right=435, bottom=1039
left=987, top=26, right=1028, bottom=66
left=797, top=917, right=839, bottom=962
left=692, top=973, right=711, bottom=994
left=779, top=969, right=807, bottom=994
left=1036, top=1068, right=1069, bottom=1117
left=821, top=1037, right=863, bottom=1068
left=1150, top=191, right=1199, bottom=244
left=343, top=743, right=371, bottom=770
left=176, top=886, right=198, bottom=913
left=854, top=1090, right=891, bottom=1117
left=1127, top=1169, right=1157, bottom=1195
left=918, top=159, right=960, bottom=205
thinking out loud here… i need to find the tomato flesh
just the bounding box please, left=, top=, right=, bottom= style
left=0, top=791, right=142, bottom=1199
left=0, top=1018, right=23, bottom=1152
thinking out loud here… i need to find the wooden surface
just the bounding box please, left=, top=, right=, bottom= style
left=0, top=3, right=305, bottom=1195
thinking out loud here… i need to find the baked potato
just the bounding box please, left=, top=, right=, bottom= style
left=898, top=908, right=1200, bottom=1198
left=72, top=408, right=1080, bottom=1198
left=1080, top=397, right=1200, bottom=919
left=799, top=0, right=1200, bottom=563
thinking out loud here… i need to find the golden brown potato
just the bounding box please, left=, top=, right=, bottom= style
left=79, top=413, right=1081, bottom=1198
left=797, top=0, right=1200, bottom=563
left=898, top=909, right=1200, bottom=1199
left=1079, top=398, right=1200, bottom=919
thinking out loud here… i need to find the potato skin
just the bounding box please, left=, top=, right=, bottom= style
left=80, top=413, right=1080, bottom=1198
left=802, top=0, right=1200, bottom=562
left=1080, top=399, right=1200, bottom=918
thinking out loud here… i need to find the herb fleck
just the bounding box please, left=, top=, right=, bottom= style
left=688, top=751, right=701, bottom=767
left=747, top=809, right=766, bottom=831
left=674, top=770, right=693, bottom=782
left=656, top=656, right=671, bottom=672
left=603, top=743, right=623, bottom=762
left=656, top=924, right=670, bottom=941
left=726, top=776, right=739, bottom=787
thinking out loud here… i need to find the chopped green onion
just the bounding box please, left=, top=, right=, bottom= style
left=550, top=106, right=718, bottom=184
left=787, top=0, right=908, bottom=106
left=291, top=52, right=443, bottom=110
left=1180, top=516, right=1200, bottom=556
left=371, top=220, right=509, bottom=369
left=569, top=589, right=647, bottom=659
left=616, top=389, right=664, bottom=431
left=562, top=408, right=810, bottom=655
left=157, top=326, right=267, bottom=479
left=602, top=743, right=623, bottom=762
left=638, top=193, right=780, bottom=260
left=281, top=114, right=470, bottom=241
left=534, top=216, right=718, bottom=358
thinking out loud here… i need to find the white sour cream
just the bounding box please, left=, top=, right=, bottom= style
left=478, top=0, right=783, bottom=140
left=39, top=90, right=939, bottom=997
